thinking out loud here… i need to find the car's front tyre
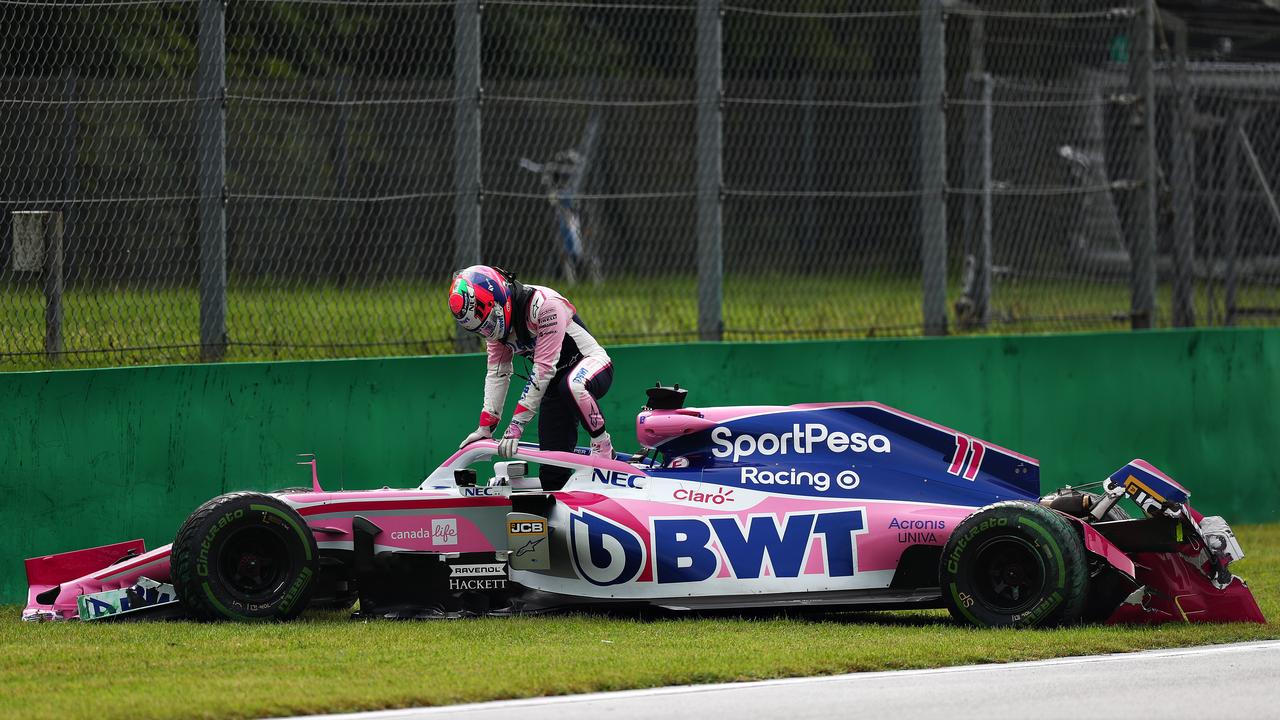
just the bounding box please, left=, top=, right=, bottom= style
left=171, top=492, right=319, bottom=621
left=939, top=500, right=1089, bottom=628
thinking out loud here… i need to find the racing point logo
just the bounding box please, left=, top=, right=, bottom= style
left=569, top=509, right=646, bottom=586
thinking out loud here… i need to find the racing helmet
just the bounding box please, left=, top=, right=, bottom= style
left=449, top=265, right=513, bottom=341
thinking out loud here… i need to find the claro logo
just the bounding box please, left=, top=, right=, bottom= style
left=711, top=424, right=891, bottom=462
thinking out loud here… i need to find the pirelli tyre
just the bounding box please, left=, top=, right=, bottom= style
left=939, top=500, right=1089, bottom=628
left=171, top=491, right=319, bottom=621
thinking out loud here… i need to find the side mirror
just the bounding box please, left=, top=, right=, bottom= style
left=453, top=468, right=477, bottom=487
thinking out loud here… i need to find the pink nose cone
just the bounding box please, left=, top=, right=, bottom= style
left=449, top=292, right=465, bottom=316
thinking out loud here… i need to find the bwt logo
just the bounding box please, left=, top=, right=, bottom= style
left=568, top=508, right=868, bottom=587
left=653, top=509, right=867, bottom=583
left=711, top=424, right=891, bottom=462
left=591, top=468, right=644, bottom=488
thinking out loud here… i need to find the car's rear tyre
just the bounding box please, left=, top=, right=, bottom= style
left=171, top=492, right=319, bottom=621
left=939, top=500, right=1089, bottom=628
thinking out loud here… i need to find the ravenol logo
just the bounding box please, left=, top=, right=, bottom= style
left=568, top=508, right=868, bottom=587
left=711, top=424, right=890, bottom=463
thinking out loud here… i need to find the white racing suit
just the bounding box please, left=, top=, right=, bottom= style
left=478, top=284, right=612, bottom=490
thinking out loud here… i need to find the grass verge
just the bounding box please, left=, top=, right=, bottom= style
left=2, top=523, right=1278, bottom=720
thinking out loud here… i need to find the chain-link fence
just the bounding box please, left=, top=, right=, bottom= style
left=1, top=0, right=1278, bottom=370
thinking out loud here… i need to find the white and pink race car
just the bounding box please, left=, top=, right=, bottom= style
left=23, top=386, right=1265, bottom=627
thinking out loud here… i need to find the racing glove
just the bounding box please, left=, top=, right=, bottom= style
left=590, top=431, right=614, bottom=460
left=497, top=420, right=526, bottom=458
left=459, top=425, right=493, bottom=449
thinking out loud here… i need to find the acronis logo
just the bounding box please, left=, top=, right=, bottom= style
left=569, top=509, right=647, bottom=586
left=569, top=508, right=868, bottom=587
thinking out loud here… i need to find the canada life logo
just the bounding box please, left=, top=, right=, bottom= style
left=710, top=424, right=891, bottom=462
left=431, top=518, right=458, bottom=546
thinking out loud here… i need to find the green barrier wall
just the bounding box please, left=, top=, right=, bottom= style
left=3, top=327, right=1278, bottom=603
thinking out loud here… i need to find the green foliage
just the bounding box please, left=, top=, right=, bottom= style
left=8, top=1, right=911, bottom=84
left=5, top=274, right=1280, bottom=371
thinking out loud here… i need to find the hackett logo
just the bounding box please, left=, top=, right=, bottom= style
left=431, top=518, right=458, bottom=546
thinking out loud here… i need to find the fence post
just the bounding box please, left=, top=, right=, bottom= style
left=801, top=73, right=817, bottom=274
left=696, top=0, right=723, bottom=342
left=453, top=0, right=483, bottom=351
left=1223, top=113, right=1240, bottom=325
left=62, top=68, right=78, bottom=283
left=42, top=214, right=64, bottom=357
left=960, top=15, right=988, bottom=329
left=979, top=73, right=994, bottom=327
left=330, top=72, right=352, bottom=287
left=1168, top=13, right=1196, bottom=327
left=918, top=0, right=948, bottom=336
left=1129, top=0, right=1158, bottom=329
left=197, top=0, right=227, bottom=361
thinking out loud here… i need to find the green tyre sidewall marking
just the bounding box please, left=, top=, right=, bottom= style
left=202, top=582, right=251, bottom=621
left=1017, top=517, right=1066, bottom=588
left=250, top=503, right=314, bottom=562
left=948, top=582, right=982, bottom=626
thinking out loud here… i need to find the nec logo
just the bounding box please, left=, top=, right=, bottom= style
left=590, top=468, right=645, bottom=488
left=461, top=487, right=504, bottom=497
left=509, top=520, right=546, bottom=534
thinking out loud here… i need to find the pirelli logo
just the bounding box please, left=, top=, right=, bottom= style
left=509, top=520, right=546, bottom=535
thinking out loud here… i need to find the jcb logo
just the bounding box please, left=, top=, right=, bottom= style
left=509, top=520, right=545, bottom=534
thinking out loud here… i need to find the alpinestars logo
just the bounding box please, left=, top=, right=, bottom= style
left=711, top=424, right=891, bottom=462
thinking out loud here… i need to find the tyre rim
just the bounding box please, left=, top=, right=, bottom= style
left=971, top=535, right=1046, bottom=614
left=218, top=526, right=292, bottom=601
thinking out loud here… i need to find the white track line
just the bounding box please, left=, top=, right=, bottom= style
left=276, top=640, right=1280, bottom=720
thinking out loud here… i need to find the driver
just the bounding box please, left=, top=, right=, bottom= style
left=449, top=265, right=613, bottom=490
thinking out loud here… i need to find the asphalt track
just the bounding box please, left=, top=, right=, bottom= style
left=285, top=640, right=1280, bottom=720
